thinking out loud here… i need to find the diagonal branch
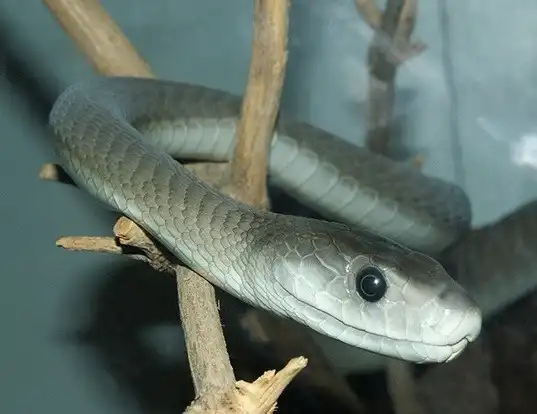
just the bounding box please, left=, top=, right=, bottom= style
left=42, top=0, right=153, bottom=77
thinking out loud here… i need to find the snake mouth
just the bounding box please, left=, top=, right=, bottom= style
left=274, top=272, right=480, bottom=363
left=444, top=338, right=469, bottom=362
left=334, top=323, right=473, bottom=364
left=280, top=288, right=475, bottom=363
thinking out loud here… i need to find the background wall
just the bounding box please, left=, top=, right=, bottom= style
left=1, top=1, right=536, bottom=412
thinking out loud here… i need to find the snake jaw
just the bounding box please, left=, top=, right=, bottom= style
left=444, top=338, right=470, bottom=363
left=283, top=292, right=476, bottom=363
left=271, top=264, right=480, bottom=364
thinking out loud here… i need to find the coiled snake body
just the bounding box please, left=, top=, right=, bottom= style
left=50, top=76, right=483, bottom=364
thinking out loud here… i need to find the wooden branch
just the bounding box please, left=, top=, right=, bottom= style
left=224, top=2, right=368, bottom=411
left=177, top=267, right=236, bottom=397
left=386, top=360, right=426, bottom=414
left=354, top=0, right=383, bottom=28
left=42, top=0, right=306, bottom=411
left=359, top=0, right=425, bottom=156
left=394, top=0, right=419, bottom=46
left=55, top=205, right=307, bottom=412
left=365, top=0, right=404, bottom=155
left=240, top=312, right=367, bottom=413
left=355, top=0, right=419, bottom=41
left=186, top=357, right=308, bottom=414
left=42, top=0, right=153, bottom=76
left=230, top=0, right=288, bottom=208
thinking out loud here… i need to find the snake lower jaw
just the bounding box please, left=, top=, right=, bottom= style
left=326, top=319, right=479, bottom=364
left=443, top=337, right=470, bottom=363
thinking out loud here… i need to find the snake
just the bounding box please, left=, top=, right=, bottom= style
left=49, top=76, right=484, bottom=365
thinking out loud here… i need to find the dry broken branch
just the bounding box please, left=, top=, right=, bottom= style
left=55, top=205, right=308, bottom=412
left=358, top=0, right=425, bottom=155
left=355, top=0, right=420, bottom=49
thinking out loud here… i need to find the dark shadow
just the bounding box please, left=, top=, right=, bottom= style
left=56, top=261, right=370, bottom=413
left=58, top=262, right=195, bottom=413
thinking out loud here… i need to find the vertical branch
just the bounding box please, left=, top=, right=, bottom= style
left=394, top=0, right=418, bottom=44
left=231, top=0, right=289, bottom=208
left=365, top=0, right=405, bottom=155
left=230, top=2, right=369, bottom=412
left=177, top=270, right=236, bottom=396
left=357, top=0, right=424, bottom=156
left=386, top=359, right=426, bottom=414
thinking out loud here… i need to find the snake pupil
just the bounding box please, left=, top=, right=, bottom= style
left=356, top=266, right=387, bottom=302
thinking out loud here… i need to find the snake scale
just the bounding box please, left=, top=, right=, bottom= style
left=49, top=76, right=489, bottom=364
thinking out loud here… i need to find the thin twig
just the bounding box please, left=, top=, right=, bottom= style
left=362, top=0, right=425, bottom=155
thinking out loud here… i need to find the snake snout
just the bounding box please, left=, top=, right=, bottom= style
left=446, top=304, right=482, bottom=346
left=429, top=284, right=483, bottom=347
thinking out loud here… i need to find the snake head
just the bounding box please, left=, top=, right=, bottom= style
left=267, top=217, right=482, bottom=364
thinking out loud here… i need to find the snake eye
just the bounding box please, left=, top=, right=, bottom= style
left=356, top=266, right=387, bottom=302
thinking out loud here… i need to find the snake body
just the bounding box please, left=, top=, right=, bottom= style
left=50, top=76, right=482, bottom=364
